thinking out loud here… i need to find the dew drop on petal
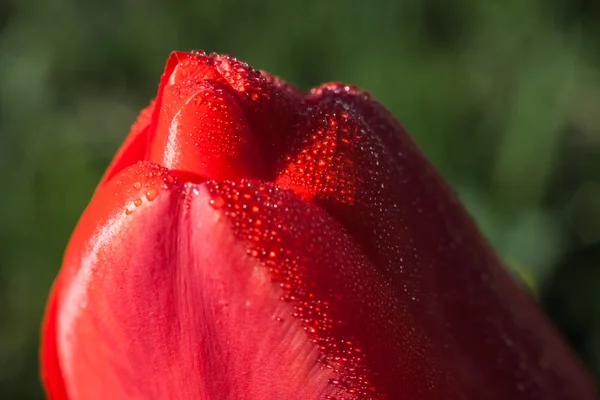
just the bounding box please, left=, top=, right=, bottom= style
left=145, top=188, right=158, bottom=201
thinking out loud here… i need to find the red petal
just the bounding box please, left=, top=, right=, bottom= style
left=306, top=83, right=407, bottom=167
left=102, top=51, right=300, bottom=185
left=206, top=180, right=462, bottom=398
left=276, top=85, right=596, bottom=399
left=210, top=54, right=298, bottom=161
left=53, top=162, right=416, bottom=399
left=41, top=281, right=69, bottom=400
left=147, top=52, right=266, bottom=181
left=144, top=51, right=297, bottom=181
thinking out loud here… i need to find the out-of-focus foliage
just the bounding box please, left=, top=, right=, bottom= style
left=0, top=0, right=598, bottom=398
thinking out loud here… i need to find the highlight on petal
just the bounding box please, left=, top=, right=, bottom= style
left=147, top=52, right=264, bottom=181
left=146, top=51, right=297, bottom=181
left=149, top=79, right=265, bottom=180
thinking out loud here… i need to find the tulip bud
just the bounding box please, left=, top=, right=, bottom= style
left=42, top=50, right=596, bottom=400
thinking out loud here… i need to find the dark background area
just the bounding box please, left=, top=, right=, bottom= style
left=1, top=1, right=599, bottom=398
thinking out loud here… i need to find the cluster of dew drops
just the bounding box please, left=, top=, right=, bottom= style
left=191, top=49, right=269, bottom=102
left=120, top=164, right=177, bottom=215
left=207, top=180, right=381, bottom=399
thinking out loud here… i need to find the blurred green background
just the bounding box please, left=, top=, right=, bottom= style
left=1, top=0, right=599, bottom=398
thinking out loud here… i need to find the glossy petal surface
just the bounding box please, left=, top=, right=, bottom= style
left=42, top=51, right=596, bottom=400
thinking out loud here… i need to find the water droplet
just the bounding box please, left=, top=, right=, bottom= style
left=163, top=175, right=175, bottom=186
left=145, top=188, right=158, bottom=201
left=134, top=198, right=142, bottom=207
left=133, top=182, right=142, bottom=190
left=209, top=196, right=225, bottom=209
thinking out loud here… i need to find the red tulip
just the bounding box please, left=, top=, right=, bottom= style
left=41, top=50, right=596, bottom=400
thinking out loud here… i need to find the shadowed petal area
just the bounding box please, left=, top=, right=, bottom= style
left=205, top=180, right=463, bottom=399
left=209, top=53, right=299, bottom=161
left=276, top=86, right=596, bottom=399
left=41, top=286, right=69, bottom=400
left=260, top=71, right=305, bottom=100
